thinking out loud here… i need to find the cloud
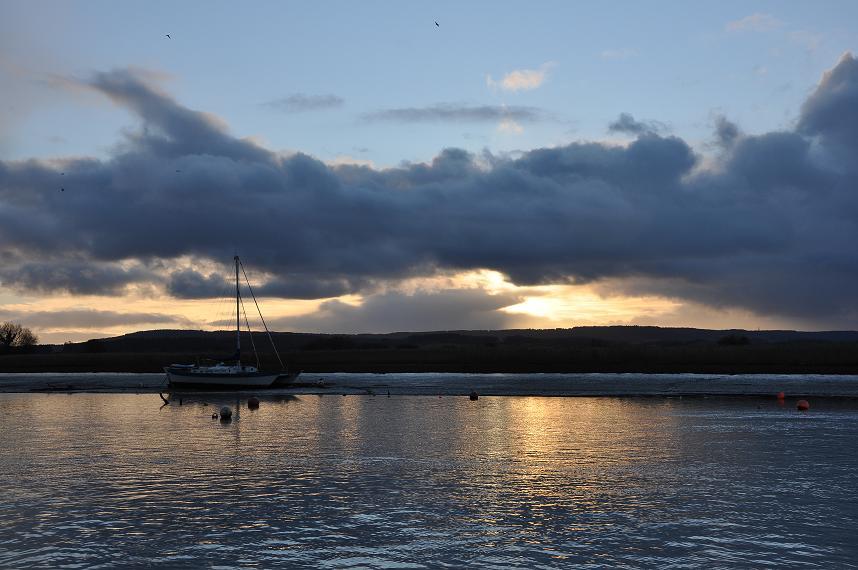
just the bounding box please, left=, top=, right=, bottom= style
left=2, top=56, right=858, bottom=326
left=486, top=62, right=554, bottom=92
left=798, top=52, right=858, bottom=158
left=0, top=259, right=154, bottom=296
left=361, top=103, right=546, bottom=123
left=726, top=13, right=783, bottom=33
left=608, top=113, right=668, bottom=136
left=166, top=269, right=230, bottom=299
left=497, top=119, right=524, bottom=134
left=713, top=115, right=741, bottom=149
left=0, top=308, right=189, bottom=329
left=262, top=93, right=344, bottom=113
left=272, top=289, right=521, bottom=333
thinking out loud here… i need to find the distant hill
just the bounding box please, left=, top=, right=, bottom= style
left=40, top=326, right=858, bottom=355
left=6, top=325, right=858, bottom=374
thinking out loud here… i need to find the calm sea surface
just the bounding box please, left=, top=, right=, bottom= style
left=1, top=394, right=857, bottom=568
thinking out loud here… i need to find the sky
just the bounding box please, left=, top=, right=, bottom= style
left=2, top=1, right=858, bottom=343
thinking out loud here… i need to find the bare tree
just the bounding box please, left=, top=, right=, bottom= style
left=0, top=322, right=39, bottom=351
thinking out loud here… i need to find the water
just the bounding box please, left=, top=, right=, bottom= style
left=4, top=371, right=858, bottom=396
left=1, top=394, right=857, bottom=568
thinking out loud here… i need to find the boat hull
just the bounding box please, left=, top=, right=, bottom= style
left=165, top=367, right=279, bottom=388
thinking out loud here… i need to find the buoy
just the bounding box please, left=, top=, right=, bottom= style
left=247, top=397, right=260, bottom=409
left=797, top=399, right=810, bottom=411
left=469, top=390, right=479, bottom=401
left=777, top=391, right=785, bottom=400
left=220, top=406, right=232, bottom=420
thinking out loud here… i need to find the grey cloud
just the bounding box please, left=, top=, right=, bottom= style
left=0, top=259, right=154, bottom=295
left=2, top=57, right=858, bottom=324
left=166, top=269, right=230, bottom=299
left=0, top=308, right=189, bottom=328
left=362, top=104, right=546, bottom=123
left=714, top=115, right=740, bottom=148
left=271, top=289, right=521, bottom=333
left=262, top=93, right=344, bottom=113
left=798, top=52, right=858, bottom=159
left=167, top=268, right=360, bottom=300
left=608, top=112, right=667, bottom=135
left=87, top=69, right=273, bottom=163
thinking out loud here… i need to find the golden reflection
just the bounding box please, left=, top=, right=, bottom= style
left=441, top=396, right=681, bottom=527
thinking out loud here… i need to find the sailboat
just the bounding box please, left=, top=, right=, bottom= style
left=164, top=256, right=300, bottom=388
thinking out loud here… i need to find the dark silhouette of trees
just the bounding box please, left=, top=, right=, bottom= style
left=0, top=322, right=39, bottom=352
left=718, top=333, right=750, bottom=346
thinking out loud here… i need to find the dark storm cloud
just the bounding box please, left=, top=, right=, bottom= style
left=0, top=260, right=154, bottom=295
left=166, top=269, right=230, bottom=299
left=271, top=289, right=520, bottom=333
left=0, top=308, right=189, bottom=328
left=167, top=268, right=365, bottom=300
left=361, top=103, right=546, bottom=123
left=2, top=55, right=858, bottom=324
left=798, top=52, right=858, bottom=158
left=262, top=93, right=344, bottom=113
left=608, top=112, right=667, bottom=135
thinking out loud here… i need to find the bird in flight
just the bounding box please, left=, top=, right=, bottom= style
left=435, top=21, right=439, bottom=27
left=165, top=34, right=171, bottom=39
left=60, top=188, right=64, bottom=192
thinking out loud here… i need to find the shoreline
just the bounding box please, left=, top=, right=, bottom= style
left=4, top=371, right=858, bottom=397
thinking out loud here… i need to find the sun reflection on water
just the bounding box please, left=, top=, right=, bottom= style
left=0, top=393, right=856, bottom=567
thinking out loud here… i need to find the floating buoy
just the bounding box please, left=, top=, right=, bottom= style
left=777, top=391, right=785, bottom=400
left=247, top=397, right=260, bottom=409
left=797, top=400, right=810, bottom=411
left=220, top=406, right=232, bottom=420
left=469, top=390, right=479, bottom=401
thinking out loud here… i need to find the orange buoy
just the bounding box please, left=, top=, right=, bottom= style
left=777, top=391, right=785, bottom=400
left=797, top=399, right=810, bottom=411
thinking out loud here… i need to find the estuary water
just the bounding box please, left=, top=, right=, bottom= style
left=1, top=393, right=857, bottom=568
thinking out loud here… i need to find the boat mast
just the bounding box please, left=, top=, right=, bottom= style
left=235, top=255, right=241, bottom=365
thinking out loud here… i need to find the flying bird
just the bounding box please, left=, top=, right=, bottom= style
left=165, top=34, right=171, bottom=39
left=60, top=188, right=64, bottom=192
left=435, top=21, right=439, bottom=27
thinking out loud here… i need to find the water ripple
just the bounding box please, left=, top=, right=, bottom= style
left=1, top=394, right=857, bottom=567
